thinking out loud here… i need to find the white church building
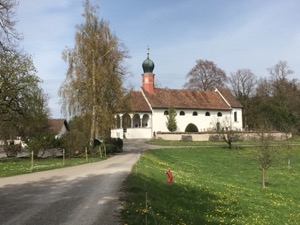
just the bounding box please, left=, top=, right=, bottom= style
left=111, top=53, right=243, bottom=139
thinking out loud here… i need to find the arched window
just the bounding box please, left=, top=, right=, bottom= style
left=164, top=110, right=169, bottom=115
left=192, top=111, right=198, bottom=116
left=205, top=112, right=210, bottom=116
left=180, top=111, right=185, bottom=116
left=234, top=111, right=237, bottom=122
left=217, top=112, right=222, bottom=117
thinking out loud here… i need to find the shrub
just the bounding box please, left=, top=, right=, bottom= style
left=105, top=138, right=123, bottom=153
left=4, top=141, right=22, bottom=157
left=185, top=123, right=199, bottom=132
left=105, top=144, right=118, bottom=154
left=61, top=130, right=89, bottom=156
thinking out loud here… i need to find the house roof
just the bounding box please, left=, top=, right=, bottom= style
left=46, top=119, right=69, bottom=134
left=141, top=88, right=237, bottom=110
left=217, top=88, right=243, bottom=108
left=129, top=91, right=151, bottom=112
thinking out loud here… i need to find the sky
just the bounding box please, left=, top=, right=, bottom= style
left=16, top=0, right=300, bottom=118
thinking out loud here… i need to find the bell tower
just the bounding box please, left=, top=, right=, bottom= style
left=142, top=49, right=155, bottom=94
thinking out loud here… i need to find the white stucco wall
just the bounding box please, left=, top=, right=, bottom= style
left=152, top=108, right=243, bottom=134
left=111, top=108, right=243, bottom=139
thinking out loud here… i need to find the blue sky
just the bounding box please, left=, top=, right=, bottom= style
left=16, top=0, right=300, bottom=118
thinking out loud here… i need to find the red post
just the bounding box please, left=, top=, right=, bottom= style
left=166, top=170, right=173, bottom=184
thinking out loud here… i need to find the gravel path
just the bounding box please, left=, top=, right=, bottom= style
left=0, top=139, right=152, bottom=225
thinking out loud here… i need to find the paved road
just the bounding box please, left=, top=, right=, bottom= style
left=0, top=139, right=152, bottom=225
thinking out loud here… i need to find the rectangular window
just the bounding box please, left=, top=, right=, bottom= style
left=234, top=112, right=237, bottom=122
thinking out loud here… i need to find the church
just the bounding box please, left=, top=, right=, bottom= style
left=111, top=53, right=243, bottom=139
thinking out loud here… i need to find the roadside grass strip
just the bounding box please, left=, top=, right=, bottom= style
left=0, top=157, right=106, bottom=177
left=121, top=147, right=300, bottom=225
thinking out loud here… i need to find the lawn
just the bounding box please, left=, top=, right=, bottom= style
left=0, top=156, right=106, bottom=177
left=121, top=146, right=300, bottom=225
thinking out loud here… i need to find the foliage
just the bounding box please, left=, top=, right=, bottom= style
left=26, top=132, right=58, bottom=158
left=230, top=60, right=300, bottom=133
left=60, top=130, right=89, bottom=156
left=0, top=50, right=49, bottom=141
left=166, top=106, right=177, bottom=132
left=4, top=140, right=22, bottom=157
left=59, top=0, right=128, bottom=146
left=105, top=137, right=123, bottom=153
left=184, top=59, right=227, bottom=91
left=122, top=147, right=300, bottom=224
left=184, top=123, right=198, bottom=132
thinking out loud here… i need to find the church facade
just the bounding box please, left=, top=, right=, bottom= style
left=111, top=53, right=243, bottom=139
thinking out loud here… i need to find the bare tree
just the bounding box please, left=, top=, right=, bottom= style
left=184, top=59, right=227, bottom=91
left=0, top=0, right=21, bottom=51
left=267, top=60, right=293, bottom=82
left=228, top=69, right=257, bottom=129
left=253, top=130, right=279, bottom=188
left=229, top=69, right=256, bottom=99
left=213, top=116, right=241, bottom=149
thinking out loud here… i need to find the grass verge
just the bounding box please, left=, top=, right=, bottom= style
left=121, top=146, right=300, bottom=225
left=0, top=156, right=106, bottom=177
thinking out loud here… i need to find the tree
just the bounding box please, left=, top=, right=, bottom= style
left=228, top=69, right=256, bottom=129
left=0, top=50, right=49, bottom=141
left=267, top=60, right=293, bottom=82
left=166, top=106, right=177, bottom=132
left=0, top=0, right=21, bottom=51
left=59, top=0, right=128, bottom=147
left=252, top=129, right=279, bottom=188
left=247, top=61, right=300, bottom=133
left=214, top=116, right=241, bottom=149
left=26, top=132, right=58, bottom=158
left=184, top=59, right=227, bottom=91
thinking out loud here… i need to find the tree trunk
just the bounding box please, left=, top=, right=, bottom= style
left=262, top=167, right=266, bottom=188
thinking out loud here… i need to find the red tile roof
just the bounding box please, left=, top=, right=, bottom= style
left=129, top=91, right=151, bottom=112
left=217, top=88, right=243, bottom=108
left=142, top=88, right=234, bottom=110
left=127, top=88, right=242, bottom=112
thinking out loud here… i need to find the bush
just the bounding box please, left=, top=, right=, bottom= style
left=105, top=138, right=123, bottom=153
left=61, top=130, right=89, bottom=156
left=105, top=144, right=118, bottom=154
left=4, top=141, right=22, bottom=157
left=185, top=123, right=199, bottom=132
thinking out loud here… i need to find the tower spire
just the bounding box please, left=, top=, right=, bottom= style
left=142, top=47, right=155, bottom=94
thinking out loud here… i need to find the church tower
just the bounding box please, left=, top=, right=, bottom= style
left=142, top=50, right=155, bottom=94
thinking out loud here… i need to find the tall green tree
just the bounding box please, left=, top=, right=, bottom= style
left=0, top=50, right=49, bottom=141
left=59, top=0, right=128, bottom=146
left=166, top=106, right=177, bottom=132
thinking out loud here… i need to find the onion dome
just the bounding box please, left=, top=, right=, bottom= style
left=142, top=52, right=155, bottom=73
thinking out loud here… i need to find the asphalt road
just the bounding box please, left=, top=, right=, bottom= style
left=0, top=139, right=151, bottom=225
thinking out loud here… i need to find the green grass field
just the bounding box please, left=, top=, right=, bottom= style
left=0, top=156, right=106, bottom=177
left=121, top=146, right=300, bottom=225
